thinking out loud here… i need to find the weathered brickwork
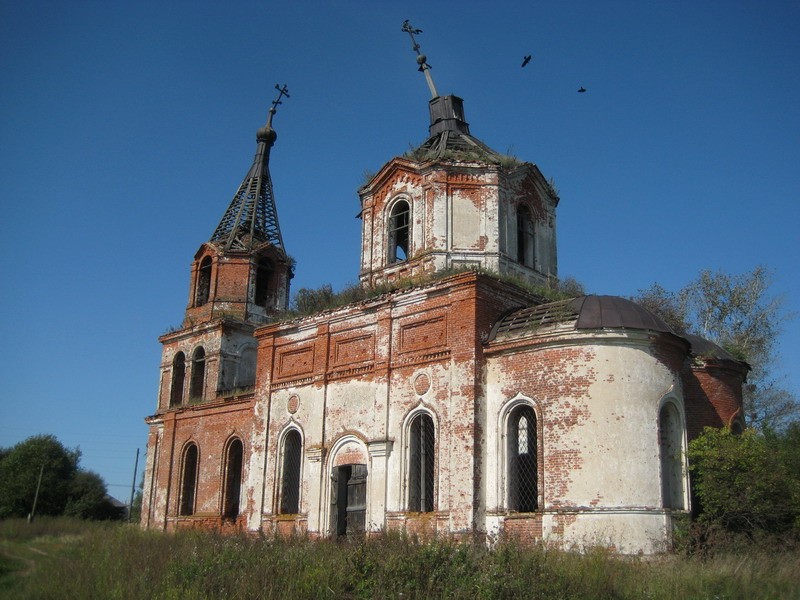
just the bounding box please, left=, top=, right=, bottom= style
left=141, top=99, right=746, bottom=554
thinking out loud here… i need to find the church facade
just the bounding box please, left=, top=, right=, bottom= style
left=141, top=75, right=746, bottom=554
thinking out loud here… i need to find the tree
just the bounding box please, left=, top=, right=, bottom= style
left=688, top=426, right=800, bottom=535
left=636, top=267, right=798, bottom=429
left=0, top=434, right=124, bottom=521
left=0, top=435, right=80, bottom=519
left=65, top=470, right=124, bottom=520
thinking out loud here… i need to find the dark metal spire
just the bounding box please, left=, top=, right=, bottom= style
left=402, top=20, right=438, bottom=98
left=210, top=84, right=290, bottom=253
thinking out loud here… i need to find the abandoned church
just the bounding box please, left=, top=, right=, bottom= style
left=140, top=33, right=747, bottom=554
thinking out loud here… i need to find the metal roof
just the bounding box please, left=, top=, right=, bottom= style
left=489, top=295, right=676, bottom=342
left=209, top=87, right=288, bottom=253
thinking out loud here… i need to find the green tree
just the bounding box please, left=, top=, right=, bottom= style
left=65, top=470, right=124, bottom=520
left=636, top=266, right=798, bottom=428
left=0, top=434, right=80, bottom=519
left=688, top=427, right=800, bottom=534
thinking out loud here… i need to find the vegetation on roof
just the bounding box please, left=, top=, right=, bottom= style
left=279, top=267, right=585, bottom=321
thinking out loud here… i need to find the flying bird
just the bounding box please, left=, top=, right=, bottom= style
left=578, top=87, right=587, bottom=93
left=521, top=55, right=532, bottom=68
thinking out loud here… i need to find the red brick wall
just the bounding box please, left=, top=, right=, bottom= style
left=682, top=361, right=746, bottom=440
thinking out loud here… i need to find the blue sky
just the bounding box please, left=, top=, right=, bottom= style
left=1, top=1, right=798, bottom=501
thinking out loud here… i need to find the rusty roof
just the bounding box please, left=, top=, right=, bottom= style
left=488, top=295, right=676, bottom=342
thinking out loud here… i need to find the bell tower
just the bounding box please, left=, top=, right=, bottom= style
left=184, top=85, right=293, bottom=328
left=358, top=23, right=558, bottom=288
left=156, top=86, right=293, bottom=411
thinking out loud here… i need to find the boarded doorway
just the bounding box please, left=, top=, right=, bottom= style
left=330, top=464, right=367, bottom=537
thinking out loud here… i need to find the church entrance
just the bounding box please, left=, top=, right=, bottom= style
left=330, top=464, right=367, bottom=537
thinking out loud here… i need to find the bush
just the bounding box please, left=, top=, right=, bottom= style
left=688, top=426, right=800, bottom=536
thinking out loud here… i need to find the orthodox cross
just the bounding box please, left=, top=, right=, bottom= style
left=266, top=84, right=290, bottom=127
left=402, top=20, right=439, bottom=98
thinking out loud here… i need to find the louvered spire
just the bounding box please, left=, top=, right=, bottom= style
left=210, top=84, right=289, bottom=253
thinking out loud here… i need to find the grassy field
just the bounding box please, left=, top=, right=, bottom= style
left=1, top=518, right=798, bottom=599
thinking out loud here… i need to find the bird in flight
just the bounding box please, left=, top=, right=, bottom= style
left=521, top=55, right=532, bottom=67
left=578, top=86, right=587, bottom=93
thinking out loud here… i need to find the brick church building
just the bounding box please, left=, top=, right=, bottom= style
left=141, top=40, right=746, bottom=554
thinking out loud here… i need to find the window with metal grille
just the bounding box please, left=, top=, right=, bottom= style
left=516, top=205, right=535, bottom=268
left=409, top=413, right=435, bottom=512
left=189, top=347, right=205, bottom=401
left=388, top=200, right=410, bottom=263
left=170, top=352, right=185, bottom=407
left=195, top=256, right=212, bottom=306
left=280, top=430, right=302, bottom=514
left=179, top=443, right=198, bottom=516
left=223, top=438, right=243, bottom=519
left=508, top=405, right=537, bottom=512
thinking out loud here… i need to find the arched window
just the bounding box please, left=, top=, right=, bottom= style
left=409, top=413, right=435, bottom=512
left=388, top=200, right=410, bottom=263
left=516, top=205, right=535, bottom=268
left=195, top=256, right=212, bottom=306
left=280, top=430, right=302, bottom=514
left=170, top=352, right=186, bottom=408
left=222, top=438, right=244, bottom=519
left=659, top=402, right=686, bottom=510
left=190, top=347, right=206, bottom=401
left=179, top=443, right=199, bottom=516
left=508, top=405, right=537, bottom=512
left=254, top=257, right=274, bottom=307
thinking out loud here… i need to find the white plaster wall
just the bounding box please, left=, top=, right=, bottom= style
left=483, top=329, right=686, bottom=553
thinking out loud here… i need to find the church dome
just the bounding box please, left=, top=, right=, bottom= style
left=489, top=294, right=676, bottom=341
left=571, top=295, right=674, bottom=333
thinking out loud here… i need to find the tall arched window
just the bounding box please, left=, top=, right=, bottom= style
left=409, top=413, right=435, bottom=512
left=659, top=402, right=686, bottom=509
left=254, top=257, right=274, bottom=307
left=516, top=205, right=535, bottom=268
left=388, top=200, right=410, bottom=263
left=223, top=438, right=244, bottom=519
left=508, top=405, right=537, bottom=512
left=170, top=352, right=186, bottom=408
left=179, top=443, right=199, bottom=516
left=190, top=347, right=206, bottom=401
left=280, top=430, right=302, bottom=514
left=195, top=256, right=212, bottom=306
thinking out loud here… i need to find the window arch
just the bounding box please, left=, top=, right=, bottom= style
left=508, top=404, right=538, bottom=512
left=516, top=204, right=535, bottom=268
left=659, top=401, right=686, bottom=510
left=222, top=438, right=244, bottom=519
left=195, top=256, right=212, bottom=306
left=179, top=443, right=199, bottom=516
left=189, top=347, right=206, bottom=401
left=170, top=352, right=186, bottom=407
left=254, top=257, right=274, bottom=307
left=408, top=413, right=435, bottom=512
left=280, top=429, right=302, bottom=514
left=388, top=199, right=410, bottom=263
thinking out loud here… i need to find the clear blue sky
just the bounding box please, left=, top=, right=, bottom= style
left=2, top=1, right=798, bottom=501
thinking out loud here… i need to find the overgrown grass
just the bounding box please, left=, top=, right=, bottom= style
left=1, top=518, right=798, bottom=599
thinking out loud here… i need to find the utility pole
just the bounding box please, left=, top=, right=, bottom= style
left=28, top=462, right=44, bottom=524
left=128, top=448, right=140, bottom=523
